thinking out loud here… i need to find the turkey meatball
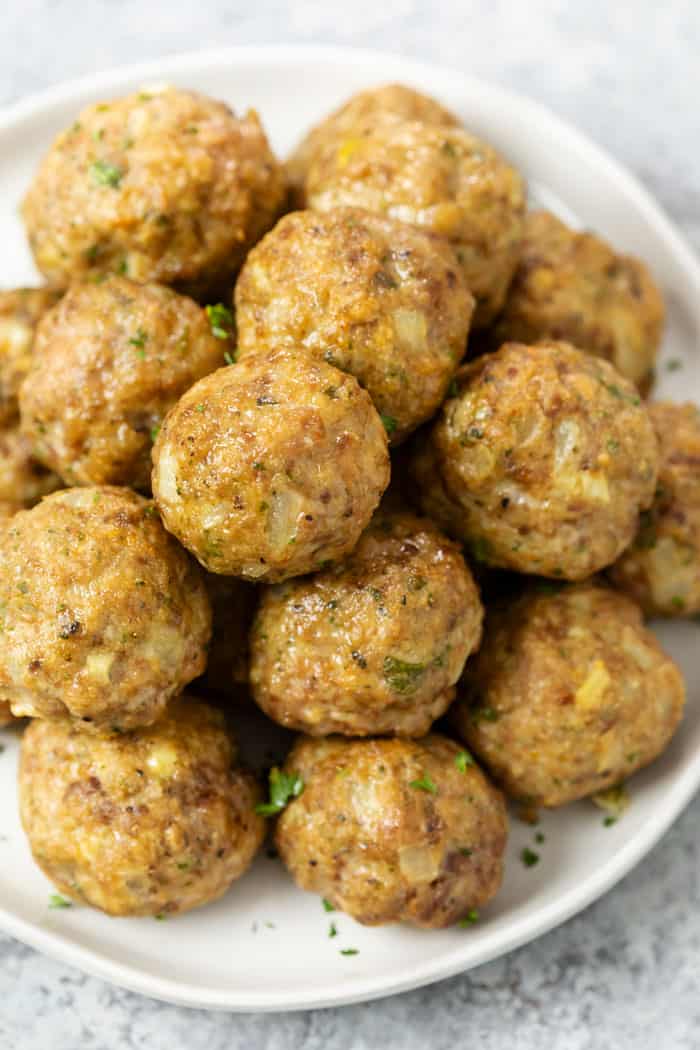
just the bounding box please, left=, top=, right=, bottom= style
left=19, top=697, right=264, bottom=916
left=488, top=210, right=664, bottom=390
left=452, top=581, right=685, bottom=807
left=425, top=340, right=659, bottom=578
left=275, top=734, right=507, bottom=927
left=235, top=209, right=474, bottom=443
left=609, top=402, right=700, bottom=616
left=250, top=510, right=483, bottom=736
left=0, top=487, right=211, bottom=729
left=22, top=86, right=286, bottom=289
left=152, top=350, right=390, bottom=581
left=0, top=427, right=62, bottom=506
left=20, top=276, right=229, bottom=490
left=304, top=120, right=525, bottom=326
left=0, top=287, right=61, bottom=426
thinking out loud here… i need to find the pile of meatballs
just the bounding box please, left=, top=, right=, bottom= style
left=0, top=80, right=695, bottom=930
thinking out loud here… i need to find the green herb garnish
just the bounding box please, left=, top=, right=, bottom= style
left=380, top=414, right=398, bottom=435
left=255, top=767, right=304, bottom=816
left=322, top=898, right=335, bottom=913
left=383, top=655, right=426, bottom=694
left=410, top=773, right=437, bottom=795
left=520, top=847, right=540, bottom=868
left=48, top=894, right=72, bottom=910
left=340, top=948, right=359, bottom=956
left=455, top=750, right=475, bottom=773
left=457, top=909, right=479, bottom=926
left=205, top=303, right=234, bottom=340
left=90, top=160, right=123, bottom=188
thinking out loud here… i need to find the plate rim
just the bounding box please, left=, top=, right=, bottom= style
left=1, top=42, right=699, bottom=1013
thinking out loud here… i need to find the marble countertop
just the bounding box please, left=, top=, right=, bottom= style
left=1, top=2, right=699, bottom=1047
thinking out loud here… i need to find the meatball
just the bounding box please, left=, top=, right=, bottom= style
left=304, top=120, right=525, bottom=327
left=251, top=510, right=482, bottom=736
left=0, top=287, right=62, bottom=426
left=424, top=340, right=659, bottom=579
left=19, top=697, right=265, bottom=916
left=152, top=350, right=390, bottom=581
left=203, top=574, right=257, bottom=695
left=0, top=701, right=16, bottom=727
left=22, top=86, right=286, bottom=289
left=609, top=402, right=700, bottom=616
left=287, top=82, right=459, bottom=198
left=0, top=427, right=61, bottom=506
left=453, top=581, right=685, bottom=807
left=275, top=734, right=507, bottom=927
left=235, top=209, right=474, bottom=443
left=20, top=277, right=230, bottom=490
left=488, top=210, right=665, bottom=390
left=0, top=487, right=211, bottom=729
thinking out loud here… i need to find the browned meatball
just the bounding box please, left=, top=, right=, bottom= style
left=19, top=697, right=265, bottom=916
left=22, top=87, right=286, bottom=289
left=275, top=734, right=507, bottom=927
left=287, top=82, right=460, bottom=199
left=304, top=120, right=525, bottom=327
left=202, top=574, right=257, bottom=696
left=0, top=427, right=62, bottom=506
left=0, top=701, right=16, bottom=727
left=20, top=277, right=230, bottom=490
left=0, top=487, right=211, bottom=730
left=421, top=340, right=659, bottom=579
left=152, top=350, right=390, bottom=581
left=235, top=209, right=474, bottom=443
left=488, top=211, right=664, bottom=390
left=609, top=402, right=700, bottom=616
left=452, top=581, right=685, bottom=807
left=251, top=510, right=482, bottom=736
left=0, top=287, right=62, bottom=426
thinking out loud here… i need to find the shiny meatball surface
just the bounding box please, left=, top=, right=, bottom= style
left=287, top=82, right=459, bottom=198
left=275, top=734, right=507, bottom=927
left=488, top=211, right=664, bottom=389
left=453, top=581, right=685, bottom=807
left=22, top=87, right=285, bottom=288
left=19, top=698, right=265, bottom=916
left=305, top=120, right=525, bottom=327
left=428, top=340, right=659, bottom=578
left=251, top=510, right=483, bottom=736
left=0, top=427, right=62, bottom=506
left=235, top=209, right=474, bottom=443
left=0, top=487, right=211, bottom=729
left=20, top=277, right=228, bottom=490
left=0, top=287, right=61, bottom=426
left=610, top=402, right=700, bottom=616
left=152, top=350, right=390, bottom=581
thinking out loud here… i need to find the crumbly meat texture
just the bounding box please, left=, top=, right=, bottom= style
left=250, top=509, right=483, bottom=736
left=304, top=120, right=526, bottom=327
left=487, top=210, right=665, bottom=389
left=151, top=349, right=390, bottom=581
left=286, top=82, right=460, bottom=200
left=22, top=87, right=286, bottom=289
left=609, top=402, right=700, bottom=616
left=0, top=287, right=62, bottom=426
left=0, top=487, right=211, bottom=729
left=202, top=573, right=257, bottom=695
left=235, top=208, right=474, bottom=443
left=19, top=698, right=265, bottom=916
left=0, top=427, right=62, bottom=506
left=452, top=581, right=685, bottom=807
left=428, top=340, right=659, bottom=578
left=20, top=276, right=230, bottom=490
left=275, top=734, right=507, bottom=927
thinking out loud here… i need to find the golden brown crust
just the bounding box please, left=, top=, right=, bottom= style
left=0, top=427, right=62, bottom=506
left=426, top=340, right=659, bottom=578
left=0, top=288, right=62, bottom=426
left=250, top=509, right=483, bottom=736
left=609, top=402, right=700, bottom=616
left=152, top=349, right=390, bottom=581
left=22, top=87, right=286, bottom=288
left=275, top=734, right=507, bottom=927
left=452, top=581, right=685, bottom=807
left=20, top=276, right=229, bottom=490
left=304, top=120, right=525, bottom=327
left=235, top=208, right=474, bottom=443
left=0, top=487, right=211, bottom=729
left=19, top=698, right=265, bottom=916
left=488, top=210, right=665, bottom=388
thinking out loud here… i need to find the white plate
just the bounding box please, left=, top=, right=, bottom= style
left=1, top=44, right=699, bottom=1014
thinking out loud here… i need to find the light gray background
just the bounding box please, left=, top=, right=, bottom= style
left=1, top=2, right=699, bottom=1047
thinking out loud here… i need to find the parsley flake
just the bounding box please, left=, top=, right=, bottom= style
left=329, top=922, right=338, bottom=938
left=48, top=894, right=72, bottom=910
left=520, top=847, right=540, bottom=868
left=205, top=303, right=234, bottom=340
left=410, top=772, right=437, bottom=795
left=90, top=160, right=123, bottom=188
left=340, top=948, right=359, bottom=956
left=457, top=909, right=479, bottom=927
left=455, top=750, right=475, bottom=773
left=380, top=414, right=398, bottom=435
left=322, top=898, right=335, bottom=912
left=255, top=766, right=304, bottom=816
left=383, top=655, right=426, bottom=694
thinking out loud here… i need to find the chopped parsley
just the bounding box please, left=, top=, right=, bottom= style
left=455, top=750, right=475, bottom=773
left=48, top=894, right=72, bottom=910
left=666, top=358, right=683, bottom=372
left=534, top=831, right=545, bottom=844
left=150, top=425, right=160, bottom=443
left=129, top=328, right=148, bottom=349
left=410, top=772, right=438, bottom=795
left=520, top=847, right=540, bottom=868
left=457, top=909, right=479, bottom=927
left=205, top=303, right=235, bottom=340
left=322, top=898, right=335, bottom=913
left=447, top=379, right=459, bottom=398
left=329, top=922, right=338, bottom=938
left=380, top=414, right=398, bottom=436
left=223, top=350, right=236, bottom=366
left=195, top=403, right=205, bottom=413
left=383, top=655, right=426, bottom=694
left=340, top=948, right=359, bottom=956
left=255, top=766, right=304, bottom=816
left=90, top=160, right=123, bottom=188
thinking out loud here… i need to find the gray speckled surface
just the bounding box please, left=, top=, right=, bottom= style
left=1, top=2, right=699, bottom=1047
